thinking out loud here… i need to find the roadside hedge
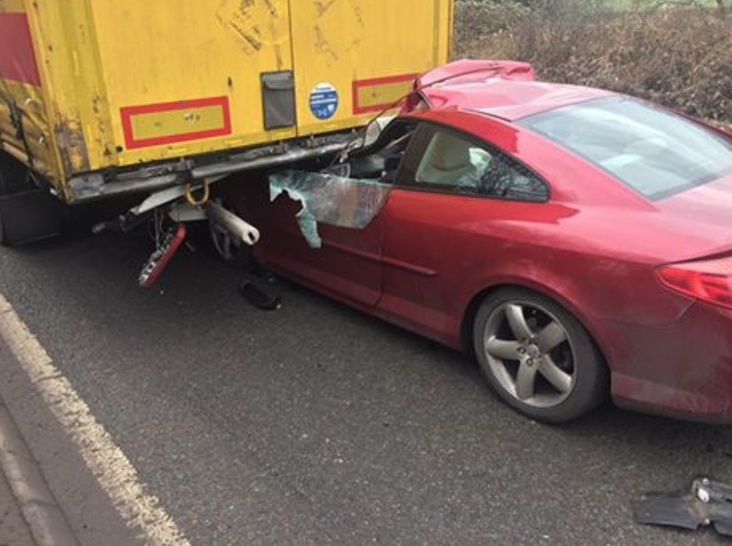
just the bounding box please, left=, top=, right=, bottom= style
left=454, top=0, right=732, bottom=125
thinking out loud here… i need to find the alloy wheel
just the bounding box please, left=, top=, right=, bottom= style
left=483, top=301, right=577, bottom=409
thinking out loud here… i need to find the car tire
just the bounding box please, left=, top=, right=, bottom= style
left=202, top=198, right=254, bottom=269
left=473, top=287, right=608, bottom=423
left=208, top=220, right=253, bottom=268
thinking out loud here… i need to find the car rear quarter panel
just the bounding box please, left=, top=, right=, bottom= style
left=407, top=111, right=704, bottom=360
left=393, top=110, right=732, bottom=421
left=409, top=112, right=686, bottom=293
left=451, top=203, right=696, bottom=331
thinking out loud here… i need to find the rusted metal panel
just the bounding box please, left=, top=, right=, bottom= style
left=54, top=116, right=90, bottom=175
left=1, top=0, right=453, bottom=202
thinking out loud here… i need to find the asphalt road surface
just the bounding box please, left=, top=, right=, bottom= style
left=0, top=208, right=730, bottom=546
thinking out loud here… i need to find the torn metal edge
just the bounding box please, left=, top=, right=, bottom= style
left=66, top=135, right=352, bottom=204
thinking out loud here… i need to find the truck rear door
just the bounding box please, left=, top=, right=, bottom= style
left=87, top=0, right=299, bottom=168
left=289, top=0, right=452, bottom=137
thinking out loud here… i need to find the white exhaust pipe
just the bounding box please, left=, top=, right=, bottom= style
left=205, top=201, right=260, bottom=247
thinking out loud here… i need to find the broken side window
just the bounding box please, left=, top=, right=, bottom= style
left=269, top=171, right=391, bottom=248
left=269, top=120, right=418, bottom=248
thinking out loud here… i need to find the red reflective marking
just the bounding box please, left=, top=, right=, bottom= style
left=120, top=96, right=232, bottom=150
left=0, top=13, right=42, bottom=86
left=352, top=73, right=418, bottom=115
left=139, top=224, right=187, bottom=289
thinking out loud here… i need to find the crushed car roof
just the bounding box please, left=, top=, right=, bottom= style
left=418, top=60, right=615, bottom=121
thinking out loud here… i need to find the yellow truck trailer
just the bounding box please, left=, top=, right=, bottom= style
left=0, top=0, right=452, bottom=250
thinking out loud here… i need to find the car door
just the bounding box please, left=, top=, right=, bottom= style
left=242, top=179, right=386, bottom=308
left=248, top=120, right=419, bottom=309
left=377, top=121, right=550, bottom=344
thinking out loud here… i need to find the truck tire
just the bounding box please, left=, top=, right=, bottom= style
left=0, top=152, right=62, bottom=247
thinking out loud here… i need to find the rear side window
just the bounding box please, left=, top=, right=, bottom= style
left=402, top=126, right=548, bottom=202
left=519, top=97, right=732, bottom=200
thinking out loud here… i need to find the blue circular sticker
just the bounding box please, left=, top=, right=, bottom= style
left=309, top=83, right=339, bottom=120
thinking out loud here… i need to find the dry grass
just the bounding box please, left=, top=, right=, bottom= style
left=454, top=1, right=732, bottom=123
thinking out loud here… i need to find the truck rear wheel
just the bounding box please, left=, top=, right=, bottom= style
left=0, top=152, right=62, bottom=247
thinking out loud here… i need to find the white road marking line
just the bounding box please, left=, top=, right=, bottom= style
left=0, top=292, right=192, bottom=546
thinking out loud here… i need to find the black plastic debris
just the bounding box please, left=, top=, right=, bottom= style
left=633, top=477, right=732, bottom=536
left=240, top=271, right=283, bottom=311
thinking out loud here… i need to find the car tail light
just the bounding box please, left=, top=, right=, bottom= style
left=657, top=256, right=732, bottom=310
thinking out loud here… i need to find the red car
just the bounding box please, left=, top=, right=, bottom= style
left=231, top=61, right=732, bottom=424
